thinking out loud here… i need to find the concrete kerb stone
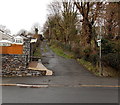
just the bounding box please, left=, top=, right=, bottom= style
left=0, top=84, right=49, bottom=88
left=49, top=84, right=120, bottom=88
left=1, top=84, right=119, bottom=88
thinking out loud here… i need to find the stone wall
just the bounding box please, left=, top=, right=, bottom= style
left=1, top=37, right=36, bottom=76
left=1, top=54, right=46, bottom=77
left=1, top=37, right=31, bottom=74
left=23, top=38, right=31, bottom=63
left=2, top=54, right=27, bottom=73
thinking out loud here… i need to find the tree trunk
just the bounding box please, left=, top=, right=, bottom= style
left=82, top=17, right=92, bottom=45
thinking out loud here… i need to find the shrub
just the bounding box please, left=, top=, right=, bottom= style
left=101, top=38, right=115, bottom=54
left=83, top=48, right=91, bottom=61
left=102, top=53, right=120, bottom=71
left=63, top=43, right=71, bottom=51
left=89, top=54, right=99, bottom=66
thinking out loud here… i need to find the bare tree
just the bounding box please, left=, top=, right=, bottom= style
left=17, top=29, right=28, bottom=36
left=104, top=2, right=119, bottom=39
left=0, top=25, right=11, bottom=34
left=74, top=1, right=103, bottom=45
left=61, top=1, right=78, bottom=43
left=45, top=1, right=78, bottom=43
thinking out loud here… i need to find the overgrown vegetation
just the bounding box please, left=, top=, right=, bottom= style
left=33, top=47, right=41, bottom=57
left=43, top=1, right=120, bottom=77
left=77, top=59, right=99, bottom=76
left=50, top=41, right=74, bottom=59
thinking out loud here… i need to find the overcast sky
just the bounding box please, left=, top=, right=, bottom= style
left=0, top=0, right=53, bottom=34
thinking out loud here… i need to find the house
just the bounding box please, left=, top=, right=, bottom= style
left=1, top=28, right=43, bottom=77
left=1, top=33, right=31, bottom=76
left=0, top=35, right=24, bottom=54
left=0, top=31, right=14, bottom=42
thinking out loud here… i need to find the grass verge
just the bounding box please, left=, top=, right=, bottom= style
left=77, top=59, right=99, bottom=76
left=33, top=47, right=41, bottom=57
left=77, top=58, right=119, bottom=77
left=50, top=45, right=74, bottom=59
left=50, top=44, right=99, bottom=76
left=49, top=42, right=119, bottom=77
left=44, top=47, right=48, bottom=52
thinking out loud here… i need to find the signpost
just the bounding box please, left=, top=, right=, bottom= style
left=97, top=26, right=102, bottom=76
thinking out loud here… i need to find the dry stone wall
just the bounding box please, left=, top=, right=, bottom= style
left=1, top=37, right=45, bottom=77
left=23, top=39, right=31, bottom=63
left=1, top=38, right=31, bottom=76
left=2, top=54, right=27, bottom=73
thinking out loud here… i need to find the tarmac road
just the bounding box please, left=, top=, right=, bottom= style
left=2, top=41, right=119, bottom=103
left=2, top=86, right=118, bottom=103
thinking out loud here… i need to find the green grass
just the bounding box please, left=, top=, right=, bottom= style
left=44, top=47, right=48, bottom=52
left=50, top=45, right=74, bottom=59
left=77, top=58, right=99, bottom=76
left=33, top=47, right=41, bottom=57
left=49, top=42, right=119, bottom=77
left=77, top=58, right=120, bottom=77
left=50, top=44, right=99, bottom=75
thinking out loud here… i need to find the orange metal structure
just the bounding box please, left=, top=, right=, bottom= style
left=0, top=44, right=23, bottom=54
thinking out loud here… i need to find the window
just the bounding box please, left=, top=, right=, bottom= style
left=13, top=39, right=15, bottom=42
left=16, top=39, right=23, bottom=43
left=0, top=43, right=11, bottom=46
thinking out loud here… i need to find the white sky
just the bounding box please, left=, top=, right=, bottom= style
left=0, top=0, right=53, bottom=34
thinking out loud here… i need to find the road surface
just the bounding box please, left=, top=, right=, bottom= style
left=2, top=41, right=119, bottom=103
